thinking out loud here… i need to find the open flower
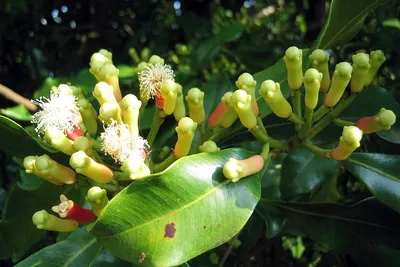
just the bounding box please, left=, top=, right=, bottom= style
left=100, top=120, right=149, bottom=163
left=138, top=62, right=174, bottom=104
left=31, top=88, right=82, bottom=136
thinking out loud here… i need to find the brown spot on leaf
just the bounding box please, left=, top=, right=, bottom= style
left=164, top=222, right=176, bottom=238
left=218, top=224, right=221, bottom=228
left=138, top=253, right=146, bottom=264
left=203, top=226, right=206, bottom=229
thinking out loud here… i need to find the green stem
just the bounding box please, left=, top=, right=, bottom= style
left=312, top=105, right=330, bottom=122
left=147, top=109, right=165, bottom=146
left=301, top=139, right=332, bottom=158
left=292, top=90, right=302, bottom=132
left=250, top=126, right=288, bottom=150
left=289, top=113, right=305, bottom=125
left=260, top=143, right=270, bottom=160
left=139, top=100, right=148, bottom=118
left=298, top=107, right=313, bottom=140
left=309, top=94, right=357, bottom=139
left=257, top=117, right=267, bottom=135
left=333, top=118, right=355, bottom=127
left=153, top=153, right=177, bottom=173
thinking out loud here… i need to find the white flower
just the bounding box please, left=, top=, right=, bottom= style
left=138, top=63, right=174, bottom=101
left=100, top=120, right=149, bottom=163
left=31, top=90, right=81, bottom=136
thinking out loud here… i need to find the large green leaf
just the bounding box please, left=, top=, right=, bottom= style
left=0, top=105, right=32, bottom=121
left=280, top=148, right=339, bottom=200
left=341, top=87, right=400, bottom=144
left=314, top=0, right=384, bottom=49
left=257, top=198, right=400, bottom=267
left=0, top=182, right=80, bottom=261
left=15, top=228, right=102, bottom=267
left=343, top=153, right=400, bottom=214
left=91, top=250, right=132, bottom=267
left=89, top=148, right=265, bottom=266
left=191, top=23, right=245, bottom=70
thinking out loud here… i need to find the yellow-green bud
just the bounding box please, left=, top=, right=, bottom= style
left=121, top=158, right=151, bottom=180
left=93, top=82, right=118, bottom=106
left=128, top=47, right=140, bottom=64
left=259, top=80, right=292, bottom=118
left=173, top=83, right=186, bottom=122
left=325, top=62, right=353, bottom=108
left=309, top=49, right=330, bottom=92
left=44, top=126, right=74, bottom=155
left=149, top=55, right=164, bottom=65
left=174, top=117, right=197, bottom=158
left=119, top=94, right=141, bottom=137
left=57, top=84, right=74, bottom=96
left=136, top=62, right=148, bottom=73
left=86, top=186, right=109, bottom=216
left=350, top=53, right=370, bottom=93
left=284, top=46, right=303, bottom=90
left=303, top=68, right=323, bottom=109
left=235, top=72, right=259, bottom=116
left=332, top=126, right=363, bottom=160
left=356, top=108, right=396, bottom=134
left=35, top=155, right=76, bottom=184
left=141, top=47, right=151, bottom=62
left=98, top=103, right=122, bottom=125
left=199, top=141, right=220, bottom=153
left=73, top=136, right=93, bottom=157
left=160, top=79, right=177, bottom=115
left=365, top=50, right=386, bottom=86
left=70, top=151, right=114, bottom=183
left=232, top=90, right=257, bottom=130
left=220, top=92, right=238, bottom=128
left=32, top=210, right=79, bottom=232
left=186, top=88, right=205, bottom=125
left=77, top=99, right=98, bottom=136
left=223, top=155, right=264, bottom=182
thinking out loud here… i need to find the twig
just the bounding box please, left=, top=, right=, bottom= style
left=0, top=83, right=38, bottom=112
left=218, top=233, right=240, bottom=267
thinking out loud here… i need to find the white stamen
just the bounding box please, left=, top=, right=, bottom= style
left=138, top=63, right=174, bottom=101
left=31, top=89, right=81, bottom=136
left=100, top=120, right=149, bottom=163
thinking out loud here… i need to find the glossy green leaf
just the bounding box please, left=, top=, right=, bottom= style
left=341, top=87, right=400, bottom=144
left=92, top=250, right=132, bottom=267
left=343, top=153, right=400, bottom=214
left=280, top=148, right=339, bottom=200
left=191, top=23, right=245, bottom=70
left=116, top=64, right=136, bottom=79
left=15, top=228, right=102, bottom=267
left=0, top=105, right=32, bottom=121
left=383, top=18, right=400, bottom=30
left=90, top=148, right=264, bottom=266
left=0, top=182, right=80, bottom=261
left=314, top=0, right=384, bottom=49
left=257, top=198, right=400, bottom=267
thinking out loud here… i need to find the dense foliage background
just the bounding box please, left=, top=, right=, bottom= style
left=1, top=0, right=400, bottom=266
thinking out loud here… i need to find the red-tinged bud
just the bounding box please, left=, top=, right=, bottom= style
left=155, top=94, right=164, bottom=109
left=355, top=108, right=396, bottom=134
left=52, top=194, right=96, bottom=224
left=66, top=125, right=84, bottom=141
left=223, top=155, right=264, bottom=182
left=208, top=102, right=229, bottom=128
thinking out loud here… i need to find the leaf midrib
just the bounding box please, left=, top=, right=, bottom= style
left=347, top=157, right=399, bottom=182
left=94, top=179, right=230, bottom=239
left=62, top=238, right=98, bottom=267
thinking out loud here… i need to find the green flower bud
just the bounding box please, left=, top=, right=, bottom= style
left=57, top=84, right=74, bottom=96
left=32, top=210, right=79, bottom=232
left=149, top=55, right=164, bottom=65
left=356, top=108, right=396, bottom=134
left=219, top=92, right=238, bottom=128
left=73, top=136, right=93, bottom=157
left=199, top=141, right=220, bottom=153
left=309, top=49, right=330, bottom=92
left=284, top=46, right=303, bottom=90
left=160, top=79, right=177, bottom=115
left=121, top=158, right=151, bottom=180
left=186, top=88, right=205, bottom=125
left=232, top=90, right=257, bottom=129
left=350, top=53, right=370, bottom=93
left=44, top=126, right=74, bottom=155
left=223, top=155, right=264, bottom=182
left=303, top=68, right=323, bottom=109
left=235, top=72, right=259, bottom=116
left=86, top=186, right=109, bottom=216
left=128, top=47, right=140, bottom=64
left=173, top=83, right=186, bottom=122
left=324, top=62, right=353, bottom=108
left=136, top=62, right=149, bottom=73
left=70, top=86, right=85, bottom=100
left=77, top=99, right=98, bottom=136
left=98, top=103, right=122, bottom=125
left=98, top=49, right=113, bottom=62
left=93, top=82, right=118, bottom=106
left=174, top=117, right=197, bottom=158
left=141, top=47, right=151, bottom=62
left=332, top=126, right=363, bottom=160
left=365, top=50, right=386, bottom=86
left=70, top=151, right=114, bottom=183
left=119, top=94, right=141, bottom=138
left=259, top=80, right=292, bottom=118
left=24, top=155, right=73, bottom=185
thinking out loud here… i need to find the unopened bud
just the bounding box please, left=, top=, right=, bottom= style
left=223, top=155, right=264, bottom=182
left=284, top=46, right=303, bottom=90
left=259, top=80, right=292, bottom=118
left=309, top=49, right=330, bottom=92
left=325, top=62, right=352, bottom=108
left=303, top=68, right=323, bottom=109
